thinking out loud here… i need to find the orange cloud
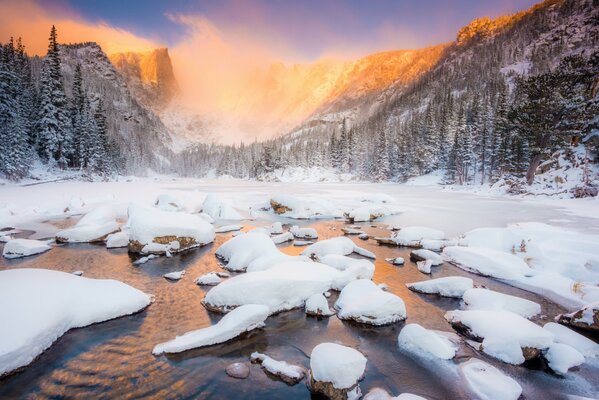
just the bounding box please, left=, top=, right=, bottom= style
left=0, top=0, right=160, bottom=56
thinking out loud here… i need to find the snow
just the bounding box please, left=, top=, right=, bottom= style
left=202, top=193, right=243, bottom=220
left=272, top=232, right=294, bottom=244
left=270, top=194, right=341, bottom=219
left=364, top=389, right=427, bottom=400
left=204, top=261, right=367, bottom=313
left=557, top=302, right=599, bottom=330
left=2, top=239, right=51, bottom=259
left=164, top=270, right=186, bottom=281
left=390, top=226, right=445, bottom=247
left=134, top=254, right=158, bottom=265
left=105, top=231, right=129, bottom=248
left=290, top=225, right=318, bottom=239
left=215, top=231, right=279, bottom=271
left=416, top=260, right=433, bottom=274
left=462, top=288, right=541, bottom=318
left=56, top=205, right=119, bottom=243
left=152, top=304, right=269, bottom=355
left=406, top=276, right=473, bottom=298
left=269, top=222, right=283, bottom=234
left=543, top=322, right=599, bottom=357
left=397, top=324, right=458, bottom=360
left=319, top=254, right=375, bottom=275
left=154, top=193, right=185, bottom=212
left=445, top=309, right=554, bottom=364
left=215, top=224, right=243, bottom=233
left=194, top=272, right=222, bottom=286
left=421, top=239, right=457, bottom=251
left=0, top=268, right=151, bottom=376
left=310, top=343, right=367, bottom=389
left=128, top=204, right=215, bottom=254
left=459, top=358, right=522, bottom=400
left=250, top=352, right=305, bottom=383
left=301, top=236, right=375, bottom=259
left=305, top=293, right=334, bottom=316
left=386, top=257, right=405, bottom=265
left=346, top=204, right=399, bottom=222
left=294, top=240, right=313, bottom=246
left=544, top=342, right=585, bottom=375
left=410, top=249, right=443, bottom=265
left=335, top=279, right=407, bottom=325
left=443, top=246, right=531, bottom=280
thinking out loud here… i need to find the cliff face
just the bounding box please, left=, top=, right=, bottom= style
left=109, top=48, right=179, bottom=110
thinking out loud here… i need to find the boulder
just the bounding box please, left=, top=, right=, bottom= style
left=556, top=302, right=599, bottom=332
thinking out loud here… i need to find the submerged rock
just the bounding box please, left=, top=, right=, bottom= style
left=225, top=362, right=250, bottom=379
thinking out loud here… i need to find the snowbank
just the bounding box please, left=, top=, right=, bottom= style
left=406, top=276, right=473, bottom=298
left=56, top=205, right=119, bottom=243
left=128, top=204, right=215, bottom=254
left=301, top=236, right=375, bottom=259
left=152, top=304, right=269, bottom=355
left=201, top=193, right=243, bottom=220
left=309, top=342, right=367, bottom=399
left=0, top=269, right=151, bottom=376
left=462, top=288, right=541, bottom=318
left=398, top=324, right=458, bottom=359
left=2, top=239, right=51, bottom=259
left=443, top=246, right=531, bottom=280
left=335, top=279, right=407, bottom=325
left=459, top=358, right=522, bottom=400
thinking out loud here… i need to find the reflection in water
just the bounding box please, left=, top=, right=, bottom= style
left=0, top=220, right=598, bottom=399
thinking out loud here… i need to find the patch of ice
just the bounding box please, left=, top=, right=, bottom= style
left=270, top=194, right=341, bottom=219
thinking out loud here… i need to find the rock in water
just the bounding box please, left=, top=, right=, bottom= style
left=225, top=362, right=250, bottom=379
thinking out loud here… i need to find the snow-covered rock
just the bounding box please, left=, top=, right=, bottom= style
left=445, top=309, right=554, bottom=364
left=201, top=193, right=243, bottom=220
left=2, top=238, right=51, bottom=259
left=410, top=249, right=443, bottom=266
left=309, top=343, right=367, bottom=399
left=270, top=194, right=340, bottom=219
left=269, top=222, right=284, bottom=234
left=203, top=261, right=367, bottom=313
left=250, top=352, right=306, bottom=385
left=544, top=342, right=585, bottom=375
left=345, top=204, right=399, bottom=223
left=164, top=270, right=186, bottom=281
left=152, top=304, right=269, bottom=355
left=406, top=276, right=473, bottom=298
left=421, top=239, right=457, bottom=251
left=459, top=358, right=522, bottom=400
left=128, top=204, right=215, bottom=254
left=0, top=269, right=151, bottom=376
left=386, top=257, right=405, bottom=265
left=215, top=224, right=243, bottom=233
left=56, top=205, right=119, bottom=243
left=272, top=232, right=294, bottom=244
left=154, top=193, right=184, bottom=212
left=294, top=240, right=313, bottom=246
left=302, top=236, right=375, bottom=259
left=335, top=279, right=406, bottom=325
left=543, top=322, right=599, bottom=357
left=342, top=227, right=365, bottom=235
left=105, top=231, right=129, bottom=248
left=556, top=302, right=599, bottom=332
left=290, top=225, right=318, bottom=239
left=363, top=388, right=427, bottom=400
left=462, top=288, right=541, bottom=318
left=443, top=246, right=531, bottom=280
left=134, top=254, right=158, bottom=265
left=319, top=254, right=375, bottom=276
left=390, top=226, right=445, bottom=247
left=398, top=324, right=458, bottom=360
left=216, top=231, right=279, bottom=272
left=194, top=272, right=222, bottom=286
left=305, top=293, right=334, bottom=317
left=416, top=260, right=433, bottom=274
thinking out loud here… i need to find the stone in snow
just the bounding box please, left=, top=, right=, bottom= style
left=543, top=322, right=599, bottom=357
left=152, top=304, right=270, bottom=355
left=290, top=225, right=318, bottom=239
left=305, top=293, right=334, bottom=317
left=462, top=288, right=541, bottom=318
left=2, top=238, right=51, bottom=259
left=0, top=268, right=151, bottom=376
left=164, top=270, right=186, bottom=281
left=250, top=352, right=306, bottom=385
left=342, top=227, right=365, bottom=235
left=406, top=276, right=473, bottom=298
left=410, top=249, right=443, bottom=265
left=194, top=272, right=222, bottom=286
left=335, top=279, right=407, bottom=326
left=459, top=358, right=522, bottom=400
left=416, top=260, right=433, bottom=274
left=358, top=233, right=369, bottom=240
left=225, top=362, right=250, bottom=379
left=397, top=323, right=458, bottom=360
left=301, top=236, right=375, bottom=259
left=309, top=343, right=367, bottom=400
left=105, top=231, right=129, bottom=248
left=215, top=224, right=243, bottom=233
left=386, top=257, right=405, bottom=266
left=72, top=270, right=84, bottom=276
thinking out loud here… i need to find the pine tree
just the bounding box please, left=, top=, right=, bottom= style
left=372, top=129, right=390, bottom=181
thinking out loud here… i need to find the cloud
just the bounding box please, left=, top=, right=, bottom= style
left=0, top=0, right=160, bottom=55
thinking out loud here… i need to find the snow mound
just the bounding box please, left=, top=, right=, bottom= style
left=164, top=270, right=185, bottom=281
left=154, top=193, right=185, bottom=212
left=202, top=193, right=243, bottom=220
left=128, top=204, right=215, bottom=254
left=319, top=254, right=375, bottom=276
left=215, top=231, right=284, bottom=272
left=335, top=279, right=407, bottom=325
left=397, top=324, right=458, bottom=359
left=459, top=358, right=522, bottom=400
left=410, top=249, right=443, bottom=265
left=406, top=276, right=473, bottom=298
left=443, top=246, right=531, bottom=280
left=445, top=309, right=554, bottom=364
left=390, top=226, right=445, bottom=247
left=416, top=260, right=433, bottom=274
left=302, top=236, right=375, bottom=259
left=290, top=225, right=318, bottom=239
left=345, top=204, right=400, bottom=222
left=386, top=257, right=405, bottom=266
left=269, top=222, right=283, bottom=234
left=310, top=343, right=367, bottom=389
left=272, top=232, right=294, bottom=244
left=153, top=304, right=269, bottom=355
left=56, top=205, right=119, bottom=243
left=305, top=293, right=334, bottom=316
left=0, top=269, right=151, bottom=376
left=194, top=272, right=222, bottom=286
left=106, top=231, right=129, bottom=248
left=204, top=261, right=366, bottom=313
left=543, top=322, right=599, bottom=357
left=250, top=352, right=306, bottom=384
left=2, top=239, right=51, bottom=259
left=544, top=342, right=585, bottom=375
left=270, top=194, right=341, bottom=219
left=463, top=288, right=541, bottom=318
